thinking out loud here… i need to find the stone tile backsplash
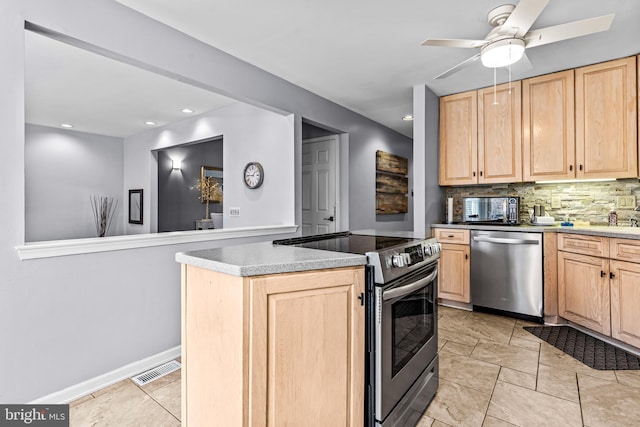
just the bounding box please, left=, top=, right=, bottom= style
left=445, top=179, right=640, bottom=226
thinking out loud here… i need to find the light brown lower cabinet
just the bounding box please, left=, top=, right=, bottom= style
left=558, top=250, right=611, bottom=335
left=438, top=243, right=470, bottom=303
left=558, top=233, right=640, bottom=349
left=610, top=260, right=640, bottom=348
left=181, top=264, right=365, bottom=427
left=433, top=228, right=470, bottom=304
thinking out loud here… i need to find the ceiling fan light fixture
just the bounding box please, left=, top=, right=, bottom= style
left=480, top=38, right=525, bottom=68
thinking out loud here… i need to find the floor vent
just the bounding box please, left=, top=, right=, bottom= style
left=131, top=360, right=181, bottom=386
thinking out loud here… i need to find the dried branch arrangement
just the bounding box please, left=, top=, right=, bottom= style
left=90, top=195, right=118, bottom=237
left=194, top=177, right=222, bottom=219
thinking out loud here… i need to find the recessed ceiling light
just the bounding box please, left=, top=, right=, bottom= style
left=60, top=123, right=73, bottom=128
left=145, top=121, right=157, bottom=126
left=402, top=115, right=414, bottom=121
left=180, top=108, right=194, bottom=113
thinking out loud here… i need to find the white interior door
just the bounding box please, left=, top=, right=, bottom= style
left=302, top=136, right=338, bottom=235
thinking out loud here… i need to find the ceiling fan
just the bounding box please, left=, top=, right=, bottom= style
left=422, top=0, right=615, bottom=79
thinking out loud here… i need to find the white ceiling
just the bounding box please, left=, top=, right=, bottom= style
left=114, top=0, right=640, bottom=138
left=27, top=1, right=640, bottom=139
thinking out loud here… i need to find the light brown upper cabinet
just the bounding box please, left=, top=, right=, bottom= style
left=439, top=91, right=478, bottom=185
left=522, top=70, right=575, bottom=181
left=440, top=83, right=521, bottom=186
left=477, top=81, right=522, bottom=184
left=575, top=57, right=637, bottom=179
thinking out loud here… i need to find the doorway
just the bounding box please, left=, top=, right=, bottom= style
left=302, top=135, right=339, bottom=235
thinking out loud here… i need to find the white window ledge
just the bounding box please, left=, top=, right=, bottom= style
left=15, top=225, right=298, bottom=260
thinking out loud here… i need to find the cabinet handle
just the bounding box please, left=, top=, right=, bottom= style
left=579, top=164, right=583, bottom=171
left=480, top=171, right=483, bottom=177
left=465, top=254, right=468, bottom=260
left=569, top=165, right=573, bottom=171
left=610, top=272, right=615, bottom=279
left=473, top=171, right=476, bottom=177
left=601, top=270, right=606, bottom=277
left=448, top=235, right=454, bottom=238
left=357, top=292, right=364, bottom=306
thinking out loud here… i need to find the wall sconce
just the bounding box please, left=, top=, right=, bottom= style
left=172, top=159, right=182, bottom=170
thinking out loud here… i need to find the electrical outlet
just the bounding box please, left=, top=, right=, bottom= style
left=229, top=207, right=240, bottom=216
left=617, top=196, right=636, bottom=208
left=551, top=196, right=562, bottom=209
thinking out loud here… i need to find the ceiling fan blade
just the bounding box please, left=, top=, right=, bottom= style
left=421, top=38, right=487, bottom=49
left=525, top=14, right=615, bottom=48
left=434, top=53, right=482, bottom=79
left=502, top=0, right=550, bottom=37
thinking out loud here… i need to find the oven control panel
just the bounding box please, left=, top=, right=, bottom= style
left=368, top=238, right=441, bottom=284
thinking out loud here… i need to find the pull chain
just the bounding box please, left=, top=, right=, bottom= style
left=493, top=67, right=497, bottom=105
left=508, top=62, right=512, bottom=95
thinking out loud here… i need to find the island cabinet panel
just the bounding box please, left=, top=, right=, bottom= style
left=181, top=264, right=364, bottom=427
left=181, top=265, right=246, bottom=427
left=610, top=260, right=640, bottom=348
left=558, top=251, right=611, bottom=336
left=477, top=81, right=522, bottom=184
left=249, top=268, right=364, bottom=427
left=439, top=91, right=478, bottom=186
left=522, top=70, right=575, bottom=181
left=575, top=56, right=638, bottom=179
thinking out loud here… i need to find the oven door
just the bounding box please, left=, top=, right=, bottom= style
left=374, top=261, right=438, bottom=422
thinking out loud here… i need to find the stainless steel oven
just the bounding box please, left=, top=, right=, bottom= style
left=373, top=261, right=439, bottom=426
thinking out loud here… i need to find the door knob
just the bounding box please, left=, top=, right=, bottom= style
left=323, top=216, right=335, bottom=222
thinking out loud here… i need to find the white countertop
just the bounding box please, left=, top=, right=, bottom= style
left=176, top=241, right=367, bottom=277
left=432, top=223, right=640, bottom=240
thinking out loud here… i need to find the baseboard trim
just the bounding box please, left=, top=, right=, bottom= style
left=29, top=346, right=181, bottom=404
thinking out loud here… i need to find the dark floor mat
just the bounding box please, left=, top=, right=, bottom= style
left=523, top=325, right=640, bottom=370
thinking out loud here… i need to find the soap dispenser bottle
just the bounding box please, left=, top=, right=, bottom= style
left=608, top=208, right=618, bottom=227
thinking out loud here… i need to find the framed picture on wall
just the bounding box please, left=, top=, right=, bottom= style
left=129, top=189, right=143, bottom=225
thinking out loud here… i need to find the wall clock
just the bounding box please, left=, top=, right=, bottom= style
left=243, top=162, right=264, bottom=189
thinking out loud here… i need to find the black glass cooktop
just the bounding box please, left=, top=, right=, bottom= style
left=272, top=232, right=417, bottom=254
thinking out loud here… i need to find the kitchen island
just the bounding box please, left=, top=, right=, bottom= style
left=176, top=242, right=367, bottom=427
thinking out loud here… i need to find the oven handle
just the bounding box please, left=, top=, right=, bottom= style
left=383, top=268, right=438, bottom=301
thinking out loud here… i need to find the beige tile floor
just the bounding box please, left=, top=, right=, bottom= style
left=70, top=306, right=640, bottom=426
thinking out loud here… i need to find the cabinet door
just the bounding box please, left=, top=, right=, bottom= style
left=438, top=243, right=470, bottom=303
left=522, top=70, right=575, bottom=181
left=477, top=81, right=522, bottom=183
left=575, top=57, right=638, bottom=179
left=249, top=268, right=364, bottom=427
left=610, top=260, right=640, bottom=348
left=558, top=251, right=610, bottom=335
left=439, top=91, right=478, bottom=185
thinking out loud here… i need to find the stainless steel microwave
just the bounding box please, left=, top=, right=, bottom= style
left=463, top=196, right=520, bottom=224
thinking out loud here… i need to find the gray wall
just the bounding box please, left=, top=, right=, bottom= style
left=25, top=124, right=124, bottom=241
left=413, top=85, right=443, bottom=235
left=1, top=0, right=414, bottom=402
left=157, top=139, right=223, bottom=232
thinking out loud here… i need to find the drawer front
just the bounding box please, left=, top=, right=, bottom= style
left=610, top=238, right=640, bottom=262
left=558, top=233, right=609, bottom=257
left=434, top=228, right=470, bottom=244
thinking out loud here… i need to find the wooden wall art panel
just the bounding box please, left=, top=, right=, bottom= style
left=376, top=150, right=408, bottom=214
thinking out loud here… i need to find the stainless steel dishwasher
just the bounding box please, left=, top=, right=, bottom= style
left=470, top=229, right=543, bottom=322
